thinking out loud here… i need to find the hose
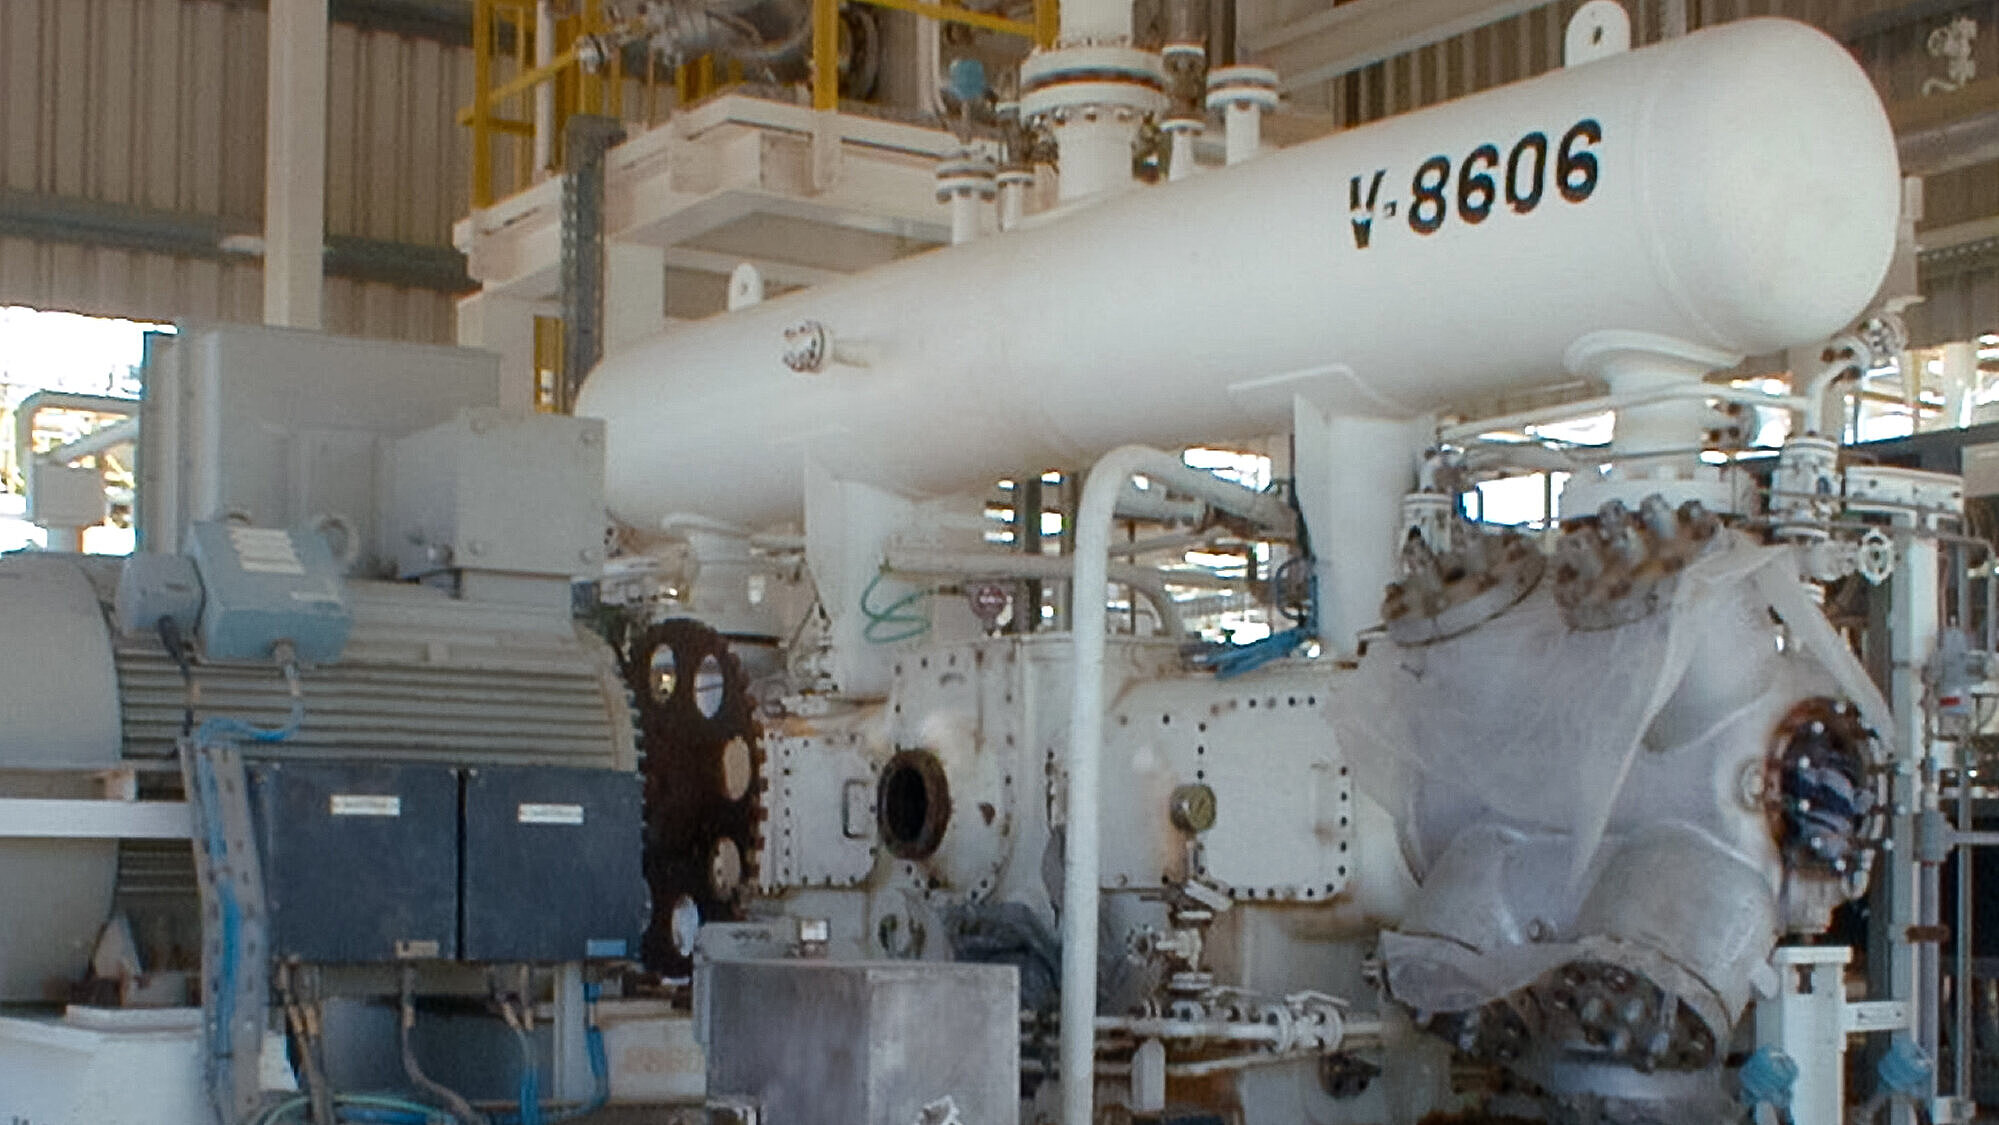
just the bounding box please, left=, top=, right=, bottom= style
left=486, top=984, right=610, bottom=1125
left=399, top=971, right=488, bottom=1125
left=248, top=1094, right=460, bottom=1125
left=194, top=642, right=306, bottom=746
left=860, top=571, right=932, bottom=644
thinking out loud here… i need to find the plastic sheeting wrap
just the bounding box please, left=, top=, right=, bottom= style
left=1337, top=535, right=1888, bottom=883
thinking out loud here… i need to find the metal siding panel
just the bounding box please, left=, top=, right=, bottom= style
left=365, top=32, right=406, bottom=241
left=220, top=3, right=266, bottom=226
left=407, top=36, right=446, bottom=246
left=142, top=0, right=180, bottom=210
left=46, top=241, right=89, bottom=312
left=447, top=47, right=473, bottom=234
left=2, top=1, right=42, bottom=192
left=98, top=0, right=137, bottom=206
left=180, top=256, right=221, bottom=319
left=0, top=237, right=44, bottom=306
left=184, top=0, right=224, bottom=216
left=51, top=0, right=88, bottom=198
left=228, top=260, right=263, bottom=323
left=326, top=23, right=361, bottom=240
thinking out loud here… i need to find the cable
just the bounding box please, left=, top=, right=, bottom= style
left=860, top=571, right=932, bottom=644
left=156, top=617, right=196, bottom=736
left=249, top=1094, right=459, bottom=1125
left=194, top=642, right=306, bottom=747
left=399, top=969, right=488, bottom=1125
left=484, top=984, right=609, bottom=1125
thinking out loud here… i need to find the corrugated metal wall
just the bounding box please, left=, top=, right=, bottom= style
left=0, top=0, right=470, bottom=340
left=1285, top=0, right=1999, bottom=129
left=1274, top=0, right=1999, bottom=343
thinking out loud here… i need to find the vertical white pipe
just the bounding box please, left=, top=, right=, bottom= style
left=263, top=0, right=328, bottom=329
left=1888, top=530, right=1940, bottom=1119
left=535, top=1, right=557, bottom=176
left=1061, top=0, right=1132, bottom=43
left=998, top=177, right=1028, bottom=230
left=1938, top=341, right=1976, bottom=431
left=1062, top=446, right=1292, bottom=1125
left=1055, top=118, right=1138, bottom=203
left=1167, top=129, right=1198, bottom=180
left=44, top=527, right=83, bottom=553
left=950, top=193, right=980, bottom=244
left=1223, top=102, right=1259, bottom=165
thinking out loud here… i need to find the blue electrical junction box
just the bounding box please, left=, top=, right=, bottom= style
left=186, top=521, right=352, bottom=664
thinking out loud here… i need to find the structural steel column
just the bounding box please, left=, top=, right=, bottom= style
left=264, top=0, right=330, bottom=329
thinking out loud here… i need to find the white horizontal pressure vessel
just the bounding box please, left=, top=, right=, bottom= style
left=580, top=18, right=1898, bottom=532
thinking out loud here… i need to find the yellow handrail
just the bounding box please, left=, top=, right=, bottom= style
left=465, top=0, right=1059, bottom=208
left=857, top=0, right=1039, bottom=41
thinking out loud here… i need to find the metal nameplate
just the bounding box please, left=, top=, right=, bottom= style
left=329, top=794, right=402, bottom=817
left=518, top=802, right=585, bottom=825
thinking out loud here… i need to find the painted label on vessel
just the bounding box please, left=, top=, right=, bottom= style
left=1349, top=119, right=1602, bottom=249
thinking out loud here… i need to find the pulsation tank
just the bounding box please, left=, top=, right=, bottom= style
left=580, top=17, right=1899, bottom=532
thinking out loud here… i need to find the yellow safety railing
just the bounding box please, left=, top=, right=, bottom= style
left=462, top=0, right=1058, bottom=208
left=461, top=0, right=643, bottom=208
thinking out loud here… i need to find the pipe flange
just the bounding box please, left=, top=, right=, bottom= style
left=1019, top=46, right=1168, bottom=124
left=1161, top=114, right=1205, bottom=134
left=996, top=167, right=1037, bottom=188
left=934, top=155, right=999, bottom=202
left=782, top=320, right=830, bottom=373
left=1205, top=64, right=1279, bottom=112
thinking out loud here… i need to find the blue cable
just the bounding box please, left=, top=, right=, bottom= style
left=488, top=984, right=610, bottom=1125
left=1189, top=564, right=1318, bottom=680
left=189, top=652, right=302, bottom=1086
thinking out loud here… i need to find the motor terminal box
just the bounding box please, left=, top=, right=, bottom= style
left=246, top=760, right=460, bottom=963
left=246, top=761, right=645, bottom=965
left=460, top=765, right=646, bottom=962
left=187, top=521, right=351, bottom=664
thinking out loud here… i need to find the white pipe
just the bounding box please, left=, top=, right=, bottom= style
left=998, top=176, right=1029, bottom=230
left=1223, top=102, right=1260, bottom=165
left=1060, top=445, right=1291, bottom=1125
left=1801, top=333, right=1869, bottom=436
left=1936, top=340, right=1977, bottom=431
left=1438, top=381, right=1804, bottom=443
left=1167, top=128, right=1198, bottom=180
left=1060, top=0, right=1132, bottom=44
left=43, top=527, right=83, bottom=553
left=535, top=1, right=556, bottom=175
left=14, top=392, right=140, bottom=492
left=916, top=17, right=948, bottom=121
left=42, top=417, right=139, bottom=465
left=949, top=193, right=981, bottom=245
left=882, top=547, right=1205, bottom=635
left=1055, top=117, right=1139, bottom=203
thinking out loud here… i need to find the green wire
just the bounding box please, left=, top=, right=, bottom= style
left=859, top=571, right=931, bottom=644
left=249, top=1093, right=459, bottom=1125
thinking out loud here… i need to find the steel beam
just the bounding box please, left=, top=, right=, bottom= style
left=1244, top=0, right=1550, bottom=92
left=265, top=0, right=330, bottom=329
left=0, top=798, right=191, bottom=840
left=0, top=189, right=475, bottom=293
